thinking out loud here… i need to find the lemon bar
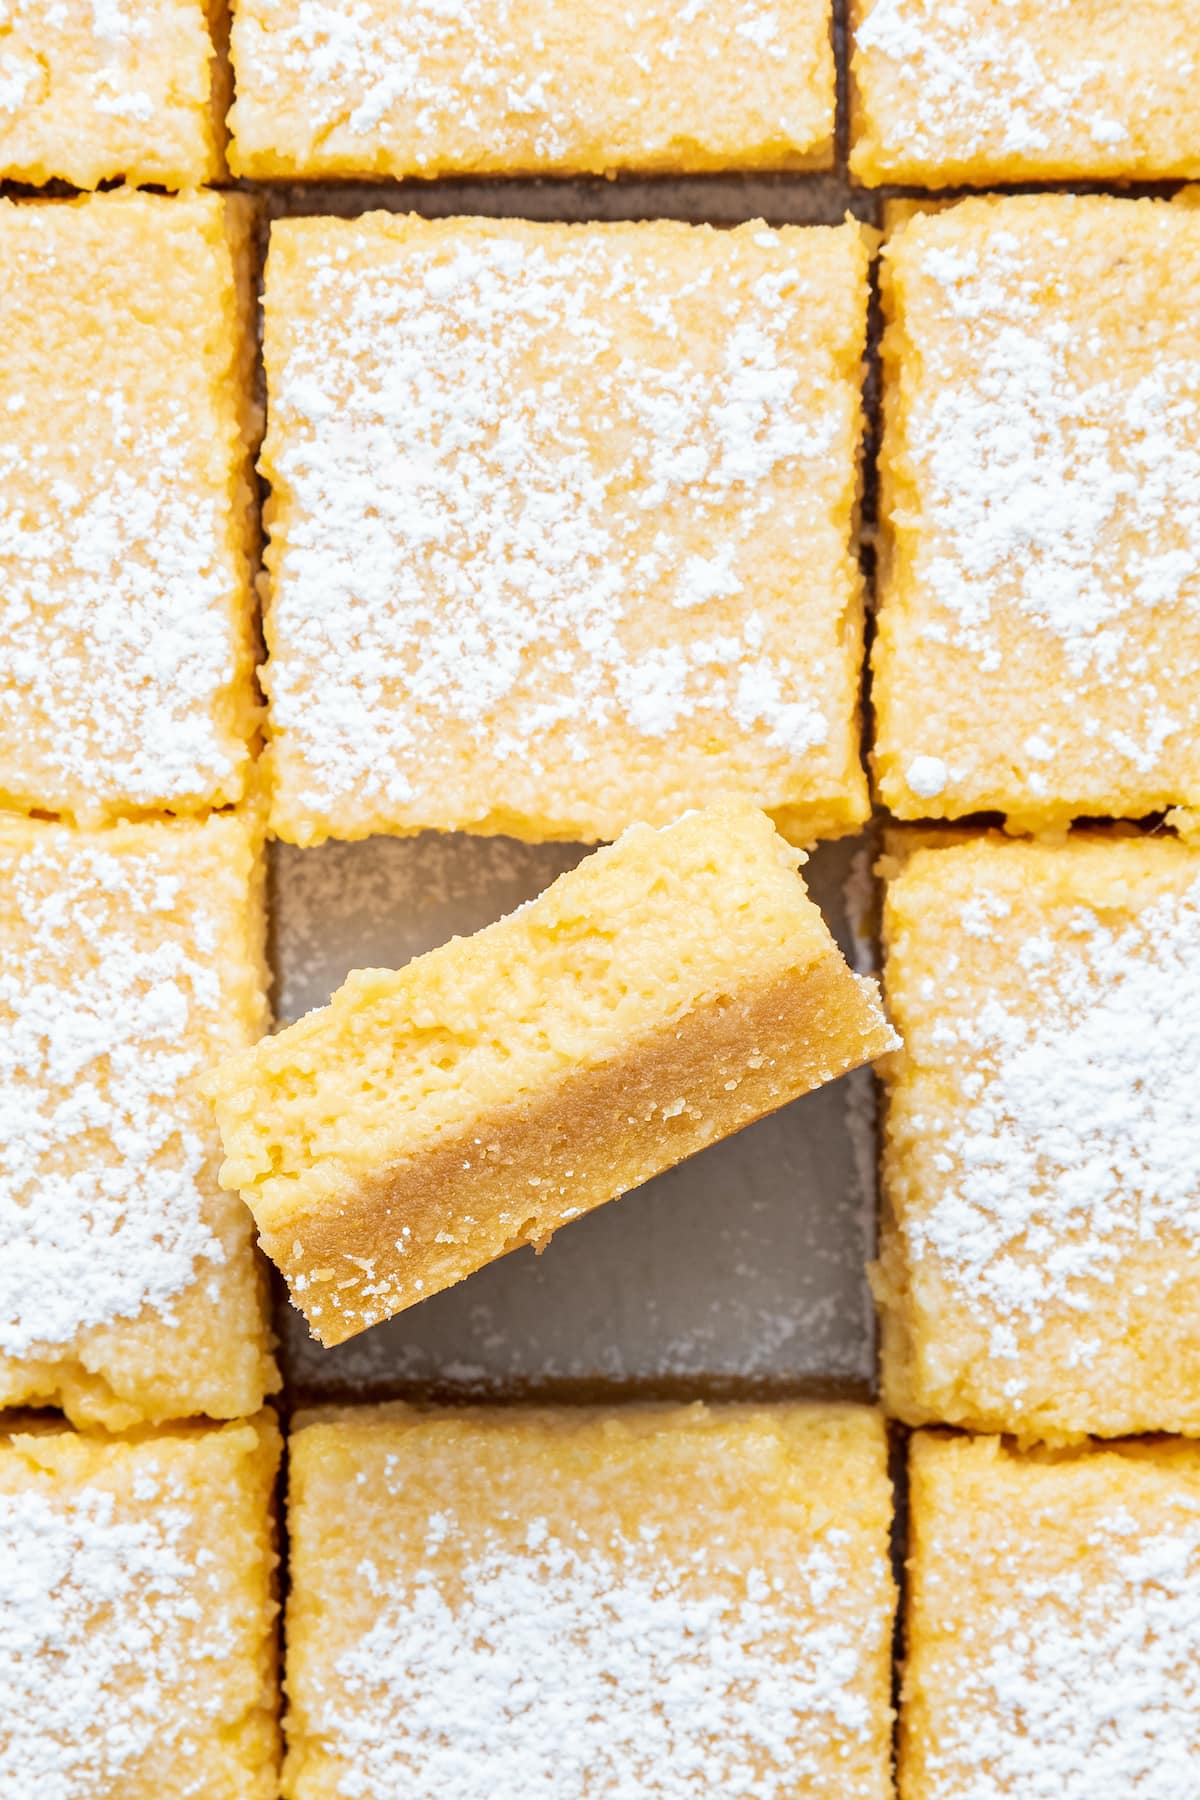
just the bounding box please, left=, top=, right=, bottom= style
left=260, top=212, right=870, bottom=848
left=872, top=194, right=1200, bottom=830
left=0, top=0, right=226, bottom=187
left=0, top=809, right=276, bottom=1430
left=229, top=0, right=834, bottom=179
left=209, top=803, right=895, bottom=1346
left=878, top=833, right=1200, bottom=1443
left=903, top=1431, right=1200, bottom=1797
left=284, top=1402, right=896, bottom=1800
left=850, top=0, right=1200, bottom=188
left=0, top=190, right=260, bottom=827
left=0, top=1413, right=280, bottom=1800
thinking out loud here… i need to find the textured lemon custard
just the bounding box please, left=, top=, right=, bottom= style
left=0, top=190, right=260, bottom=826
left=210, top=803, right=895, bottom=1345
left=0, top=0, right=227, bottom=187
left=0, top=810, right=276, bottom=1429
left=850, top=0, right=1200, bottom=188
left=872, top=194, right=1200, bottom=829
left=878, top=833, right=1200, bottom=1443
left=903, top=1431, right=1200, bottom=1799
left=229, top=0, right=834, bottom=179
left=284, top=1401, right=896, bottom=1800
left=0, top=1413, right=280, bottom=1800
left=260, top=212, right=870, bottom=848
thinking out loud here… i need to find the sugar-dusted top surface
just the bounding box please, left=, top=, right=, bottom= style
left=851, top=0, right=1199, bottom=183
left=0, top=1419, right=279, bottom=1800
left=262, top=214, right=867, bottom=845
left=286, top=1404, right=894, bottom=1799
left=907, top=1436, right=1200, bottom=1798
left=882, top=836, right=1200, bottom=1436
left=229, top=0, right=834, bottom=177
left=0, top=0, right=218, bottom=186
left=0, top=1467, right=216, bottom=1796
left=874, top=196, right=1200, bottom=825
left=0, top=814, right=264, bottom=1364
left=0, top=192, right=256, bottom=824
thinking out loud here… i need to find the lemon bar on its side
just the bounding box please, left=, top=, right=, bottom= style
left=260, top=212, right=871, bottom=849
left=0, top=810, right=276, bottom=1430
left=0, top=1413, right=280, bottom=1800
left=0, top=0, right=227, bottom=187
left=209, top=803, right=896, bottom=1346
left=902, top=1431, right=1200, bottom=1797
left=871, top=194, right=1200, bottom=831
left=850, top=0, right=1200, bottom=188
left=0, top=190, right=260, bottom=826
left=284, top=1402, right=896, bottom=1800
left=229, top=0, right=834, bottom=179
left=878, top=832, right=1200, bottom=1443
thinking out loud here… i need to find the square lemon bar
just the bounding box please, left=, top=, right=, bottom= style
left=850, top=0, right=1200, bottom=188
left=872, top=194, right=1200, bottom=830
left=0, top=809, right=276, bottom=1430
left=209, top=803, right=895, bottom=1345
left=0, top=190, right=260, bottom=827
left=0, top=0, right=227, bottom=187
left=877, top=832, right=1200, bottom=1443
left=0, top=1412, right=280, bottom=1800
left=229, top=0, right=834, bottom=179
left=284, top=1401, right=896, bottom=1800
left=903, top=1431, right=1200, bottom=1797
left=260, top=212, right=870, bottom=847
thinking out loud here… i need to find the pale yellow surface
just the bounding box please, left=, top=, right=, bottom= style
left=878, top=833, right=1200, bottom=1443
left=210, top=803, right=894, bottom=1344
left=230, top=0, right=834, bottom=178
left=851, top=0, right=1200, bottom=188
left=0, top=1413, right=280, bottom=1800
left=873, top=194, right=1200, bottom=829
left=0, top=0, right=225, bottom=187
left=284, top=1402, right=896, bottom=1800
left=0, top=190, right=260, bottom=827
left=902, top=1432, right=1200, bottom=1798
left=260, top=213, right=870, bottom=848
left=0, top=809, right=277, bottom=1430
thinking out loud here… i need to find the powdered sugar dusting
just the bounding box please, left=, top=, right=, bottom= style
left=265, top=218, right=860, bottom=836
left=919, top=1476, right=1200, bottom=1796
left=886, top=204, right=1200, bottom=802
left=318, top=1514, right=886, bottom=1797
left=0, top=428, right=243, bottom=813
left=0, top=0, right=155, bottom=122
left=0, top=0, right=218, bottom=183
left=0, top=204, right=251, bottom=820
left=852, top=0, right=1137, bottom=167
left=904, top=869, right=1200, bottom=1384
left=0, top=826, right=234, bottom=1357
left=231, top=0, right=829, bottom=172
left=0, top=1461, right=235, bottom=1798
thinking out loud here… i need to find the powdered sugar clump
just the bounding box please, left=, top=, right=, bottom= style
left=318, top=1515, right=886, bottom=1798
left=905, top=754, right=947, bottom=798
left=0, top=828, right=230, bottom=1357
left=0, top=1468, right=233, bottom=1798
left=921, top=1492, right=1200, bottom=1796
left=909, top=873, right=1200, bottom=1372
